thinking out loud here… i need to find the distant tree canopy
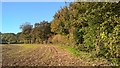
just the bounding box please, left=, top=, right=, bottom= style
left=1, top=2, right=120, bottom=65
left=10, top=21, right=51, bottom=44
left=0, top=33, right=17, bottom=44
left=30, top=21, right=51, bottom=44
left=19, top=22, right=33, bottom=44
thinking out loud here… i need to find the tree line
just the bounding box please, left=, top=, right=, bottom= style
left=0, top=21, right=52, bottom=44
left=0, top=2, right=120, bottom=65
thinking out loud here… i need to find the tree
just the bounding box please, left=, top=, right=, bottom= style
left=51, top=6, right=69, bottom=35
left=20, top=22, right=33, bottom=44
left=31, top=21, right=51, bottom=44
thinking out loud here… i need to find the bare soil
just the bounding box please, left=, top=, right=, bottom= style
left=2, top=44, right=110, bottom=66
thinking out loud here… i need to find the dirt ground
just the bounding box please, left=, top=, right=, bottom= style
left=2, top=44, right=111, bottom=66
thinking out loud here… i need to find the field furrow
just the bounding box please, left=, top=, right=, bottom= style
left=2, top=44, right=111, bottom=66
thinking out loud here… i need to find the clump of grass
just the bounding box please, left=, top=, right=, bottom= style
left=58, top=45, right=91, bottom=58
left=18, top=44, right=40, bottom=49
left=63, top=45, right=80, bottom=56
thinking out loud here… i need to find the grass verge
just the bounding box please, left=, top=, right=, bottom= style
left=57, top=44, right=111, bottom=66
left=57, top=45, right=91, bottom=58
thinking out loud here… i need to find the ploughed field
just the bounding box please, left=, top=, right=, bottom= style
left=2, top=44, right=111, bottom=66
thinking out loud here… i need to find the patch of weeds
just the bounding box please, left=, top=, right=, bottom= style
left=49, top=44, right=112, bottom=66
left=108, top=58, right=120, bottom=66
left=58, top=45, right=87, bottom=57
left=19, top=44, right=39, bottom=49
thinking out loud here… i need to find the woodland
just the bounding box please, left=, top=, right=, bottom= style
left=1, top=2, right=120, bottom=65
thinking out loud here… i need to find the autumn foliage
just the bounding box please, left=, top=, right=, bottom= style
left=1, top=2, right=120, bottom=65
